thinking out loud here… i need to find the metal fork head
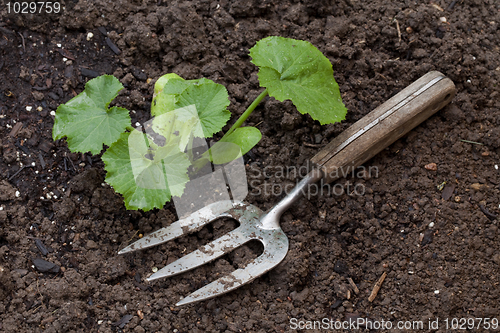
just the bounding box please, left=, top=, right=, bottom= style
left=119, top=170, right=322, bottom=306
left=118, top=200, right=289, bottom=306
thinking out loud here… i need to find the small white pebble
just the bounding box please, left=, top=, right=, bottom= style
left=0, top=207, right=3, bottom=211
left=35, top=170, right=39, bottom=174
left=53, top=195, right=58, bottom=199
left=101, top=183, right=106, bottom=187
left=86, top=32, right=94, bottom=41
left=6, top=124, right=12, bottom=129
left=40, top=196, right=45, bottom=200
left=37, top=106, right=43, bottom=112
left=15, top=191, right=20, bottom=197
left=62, top=57, right=68, bottom=62
left=26, top=106, right=33, bottom=112
left=439, top=17, right=447, bottom=23
left=429, top=222, right=435, bottom=228
left=495, top=165, right=498, bottom=170
left=400, top=229, right=404, bottom=233
left=50, top=111, right=56, bottom=116
left=135, top=122, right=141, bottom=127
left=467, top=79, right=471, bottom=83
left=434, top=290, right=440, bottom=294
left=31, top=162, right=36, bottom=166
left=46, top=193, right=52, bottom=199
left=51, top=221, right=55, bottom=224
left=79, top=162, right=85, bottom=167
left=152, top=267, right=158, bottom=273
left=19, top=162, right=23, bottom=167
left=57, top=43, right=62, bottom=47
left=97, top=320, right=103, bottom=325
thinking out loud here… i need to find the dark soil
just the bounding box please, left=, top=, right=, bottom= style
left=1, top=0, right=500, bottom=332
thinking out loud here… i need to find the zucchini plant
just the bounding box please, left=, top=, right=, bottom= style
left=52, top=36, right=347, bottom=211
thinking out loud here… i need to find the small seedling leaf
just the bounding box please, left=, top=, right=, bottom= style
left=151, top=74, right=199, bottom=116
left=52, top=75, right=130, bottom=154
left=209, top=127, right=262, bottom=165
left=174, top=79, right=231, bottom=137
left=152, top=76, right=230, bottom=138
left=250, top=36, right=347, bottom=125
left=102, top=131, right=191, bottom=211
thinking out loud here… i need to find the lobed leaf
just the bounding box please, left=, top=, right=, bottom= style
left=52, top=75, right=131, bottom=154
left=152, top=75, right=231, bottom=138
left=102, top=131, right=191, bottom=211
left=249, top=36, right=347, bottom=125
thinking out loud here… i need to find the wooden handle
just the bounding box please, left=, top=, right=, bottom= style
left=311, top=71, right=456, bottom=183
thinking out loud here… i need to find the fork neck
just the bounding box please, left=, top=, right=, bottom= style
left=260, top=169, right=323, bottom=230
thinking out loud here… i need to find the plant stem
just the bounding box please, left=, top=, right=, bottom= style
left=223, top=88, right=268, bottom=138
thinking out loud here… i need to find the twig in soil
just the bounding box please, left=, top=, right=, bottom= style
left=460, top=139, right=483, bottom=145
left=17, top=32, right=25, bottom=52
left=347, top=277, right=360, bottom=294
left=479, top=204, right=497, bottom=220
left=395, top=19, right=401, bottom=43
left=66, top=156, right=77, bottom=172
left=303, top=142, right=324, bottom=148
left=0, top=26, right=15, bottom=36
left=368, top=271, right=387, bottom=302
left=126, top=230, right=140, bottom=244
left=38, top=153, right=46, bottom=169
left=447, top=0, right=458, bottom=11
left=8, top=165, right=32, bottom=180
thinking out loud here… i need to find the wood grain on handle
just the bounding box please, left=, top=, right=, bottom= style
left=311, top=71, right=456, bottom=183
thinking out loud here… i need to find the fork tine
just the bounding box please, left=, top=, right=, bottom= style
left=118, top=200, right=238, bottom=254
left=175, top=228, right=289, bottom=306
left=147, top=227, right=250, bottom=281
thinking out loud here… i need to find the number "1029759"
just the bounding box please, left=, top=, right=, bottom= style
left=6, top=2, right=61, bottom=14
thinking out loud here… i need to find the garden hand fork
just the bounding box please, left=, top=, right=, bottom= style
left=119, top=71, right=455, bottom=306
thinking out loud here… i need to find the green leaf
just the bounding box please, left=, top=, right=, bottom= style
left=193, top=127, right=261, bottom=169
left=52, top=75, right=131, bottom=154
left=174, top=79, right=231, bottom=137
left=151, top=75, right=230, bottom=138
left=210, top=127, right=262, bottom=164
left=150, top=105, right=201, bottom=152
left=151, top=73, right=193, bottom=116
left=102, top=131, right=191, bottom=211
left=249, top=36, right=347, bottom=125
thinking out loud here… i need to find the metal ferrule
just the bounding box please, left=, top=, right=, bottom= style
left=259, top=168, right=323, bottom=229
